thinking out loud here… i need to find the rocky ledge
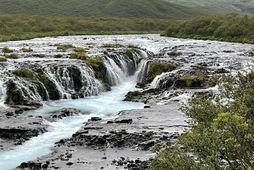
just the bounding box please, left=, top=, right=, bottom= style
left=0, top=113, right=47, bottom=151
left=16, top=103, right=188, bottom=170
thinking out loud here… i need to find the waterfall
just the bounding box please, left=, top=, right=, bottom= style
left=150, top=72, right=171, bottom=89
left=0, top=81, right=6, bottom=107
left=137, top=59, right=150, bottom=84
left=2, top=48, right=150, bottom=107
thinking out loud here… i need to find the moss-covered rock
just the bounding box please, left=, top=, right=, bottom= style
left=13, top=68, right=34, bottom=78
left=145, top=61, right=177, bottom=83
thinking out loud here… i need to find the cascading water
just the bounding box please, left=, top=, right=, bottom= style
left=0, top=49, right=148, bottom=170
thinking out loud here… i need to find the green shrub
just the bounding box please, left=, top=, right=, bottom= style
left=5, top=53, right=19, bottom=59
left=177, top=73, right=206, bottom=87
left=0, top=56, right=7, bottom=62
left=21, top=47, right=33, bottom=52
left=151, top=71, right=254, bottom=169
left=2, top=47, right=13, bottom=53
left=164, top=14, right=254, bottom=44
left=13, top=68, right=34, bottom=78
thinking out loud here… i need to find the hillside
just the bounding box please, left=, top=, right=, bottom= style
left=167, top=0, right=254, bottom=14
left=0, top=0, right=201, bottom=19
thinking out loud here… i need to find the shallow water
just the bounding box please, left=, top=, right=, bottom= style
left=0, top=76, right=143, bottom=170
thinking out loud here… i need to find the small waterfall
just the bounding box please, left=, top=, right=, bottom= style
left=2, top=48, right=150, bottom=107
left=44, top=63, right=103, bottom=99
left=150, top=72, right=171, bottom=89
left=0, top=81, right=6, bottom=107
left=137, top=59, right=150, bottom=84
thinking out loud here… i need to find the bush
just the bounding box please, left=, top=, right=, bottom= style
left=164, top=14, right=254, bottom=44
left=0, top=56, right=7, bottom=62
left=21, top=47, right=33, bottom=52
left=2, top=47, right=13, bottom=53
left=5, top=53, right=19, bottom=59
left=151, top=71, right=254, bottom=169
left=13, top=68, right=34, bottom=78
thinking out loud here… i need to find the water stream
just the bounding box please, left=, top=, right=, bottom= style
left=0, top=75, right=143, bottom=170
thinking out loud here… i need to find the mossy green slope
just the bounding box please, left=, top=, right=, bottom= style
left=0, top=0, right=200, bottom=19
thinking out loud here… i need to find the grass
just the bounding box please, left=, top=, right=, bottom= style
left=21, top=47, right=33, bottom=52
left=0, top=14, right=172, bottom=42
left=56, top=44, right=75, bottom=51
left=2, top=47, right=13, bottom=53
left=69, top=51, right=88, bottom=60
left=85, top=56, right=104, bottom=69
left=5, top=53, right=19, bottom=59
left=0, top=0, right=200, bottom=19
left=13, top=68, right=34, bottom=78
left=164, top=14, right=254, bottom=44
left=0, top=56, right=7, bottom=62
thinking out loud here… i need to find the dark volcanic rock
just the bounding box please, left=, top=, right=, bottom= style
left=46, top=108, right=82, bottom=121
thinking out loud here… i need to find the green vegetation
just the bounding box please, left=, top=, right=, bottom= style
left=2, top=47, right=13, bottom=53
left=0, top=14, right=172, bottom=42
left=73, top=47, right=86, bottom=53
left=151, top=72, right=254, bottom=169
left=146, top=61, right=177, bottom=83
left=166, top=0, right=254, bottom=14
left=5, top=53, right=19, bottom=59
left=85, top=56, right=105, bottom=70
left=177, top=73, right=206, bottom=87
left=69, top=51, right=88, bottom=60
left=56, top=44, right=75, bottom=51
left=13, top=68, right=34, bottom=78
left=0, top=56, right=7, bottom=62
left=0, top=0, right=200, bottom=19
left=21, top=47, right=33, bottom=52
left=102, top=44, right=124, bottom=48
left=164, top=14, right=254, bottom=44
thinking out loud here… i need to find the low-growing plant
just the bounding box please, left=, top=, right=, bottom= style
left=2, top=47, right=13, bottom=53
left=5, top=53, right=19, bottom=59
left=73, top=47, right=86, bottom=53
left=69, top=51, right=87, bottom=60
left=0, top=56, right=7, bottom=62
left=21, top=47, right=33, bottom=52
left=13, top=68, right=34, bottom=78
left=56, top=43, right=74, bottom=51
left=85, top=56, right=104, bottom=69
left=146, top=61, right=177, bottom=83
